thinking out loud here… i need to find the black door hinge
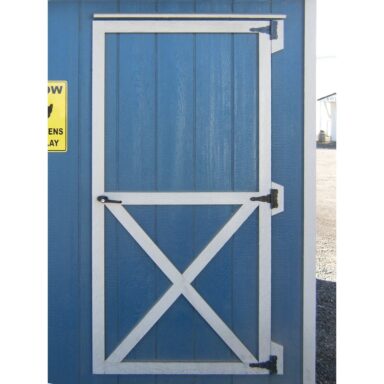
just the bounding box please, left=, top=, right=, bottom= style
left=250, top=20, right=278, bottom=40
left=250, top=188, right=278, bottom=209
left=249, top=355, right=277, bottom=375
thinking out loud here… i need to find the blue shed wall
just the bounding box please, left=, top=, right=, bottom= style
left=48, top=1, right=304, bottom=383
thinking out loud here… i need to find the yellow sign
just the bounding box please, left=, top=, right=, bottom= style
left=48, top=81, right=67, bottom=152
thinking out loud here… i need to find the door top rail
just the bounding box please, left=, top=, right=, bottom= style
left=93, top=13, right=286, bottom=20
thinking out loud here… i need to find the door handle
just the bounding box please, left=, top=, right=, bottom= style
left=97, top=195, right=122, bottom=204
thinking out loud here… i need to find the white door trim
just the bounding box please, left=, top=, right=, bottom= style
left=92, top=16, right=285, bottom=375
left=258, top=32, right=272, bottom=363
left=96, top=19, right=270, bottom=34
left=303, top=0, right=317, bottom=383
left=93, top=13, right=286, bottom=20
left=102, top=192, right=271, bottom=205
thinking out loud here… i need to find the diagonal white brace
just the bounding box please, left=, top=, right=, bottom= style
left=105, top=203, right=258, bottom=365
left=106, top=284, right=182, bottom=363
left=183, top=204, right=257, bottom=282
left=106, top=204, right=181, bottom=282
left=182, top=283, right=257, bottom=364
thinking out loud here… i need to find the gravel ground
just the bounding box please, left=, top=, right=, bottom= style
left=316, top=148, right=336, bottom=384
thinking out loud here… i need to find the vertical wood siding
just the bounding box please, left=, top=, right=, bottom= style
left=48, top=1, right=304, bottom=384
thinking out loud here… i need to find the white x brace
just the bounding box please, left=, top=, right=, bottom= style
left=106, top=202, right=257, bottom=364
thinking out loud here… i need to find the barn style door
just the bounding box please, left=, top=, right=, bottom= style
left=92, top=14, right=285, bottom=376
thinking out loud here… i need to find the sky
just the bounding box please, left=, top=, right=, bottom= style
left=316, top=0, right=337, bottom=98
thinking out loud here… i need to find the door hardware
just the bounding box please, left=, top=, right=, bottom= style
left=250, top=189, right=278, bottom=208
left=97, top=195, right=122, bottom=204
left=250, top=20, right=278, bottom=40
left=249, top=356, right=277, bottom=375
left=249, top=355, right=277, bottom=374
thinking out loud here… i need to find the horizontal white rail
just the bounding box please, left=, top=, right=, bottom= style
left=95, top=20, right=270, bottom=34
left=103, top=362, right=269, bottom=375
left=94, top=13, right=286, bottom=20
left=101, top=192, right=266, bottom=205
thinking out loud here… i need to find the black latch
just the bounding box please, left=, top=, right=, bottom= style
left=97, top=195, right=122, bottom=204
left=250, top=20, right=278, bottom=40
left=250, top=189, right=278, bottom=209
left=249, top=355, right=277, bottom=375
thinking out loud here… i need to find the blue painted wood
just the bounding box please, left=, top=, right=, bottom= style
left=48, top=2, right=80, bottom=384
left=104, top=30, right=120, bottom=369
left=118, top=9, right=160, bottom=383
left=193, top=3, right=234, bottom=384
left=232, top=3, right=271, bottom=384
left=231, top=31, right=260, bottom=382
left=270, top=1, right=305, bottom=383
left=114, top=30, right=158, bottom=384
left=156, top=31, right=195, bottom=371
left=112, top=23, right=158, bottom=384
left=79, top=2, right=121, bottom=384
left=113, top=3, right=158, bottom=384
left=154, top=4, right=196, bottom=384
left=49, top=1, right=306, bottom=383
left=231, top=3, right=270, bottom=384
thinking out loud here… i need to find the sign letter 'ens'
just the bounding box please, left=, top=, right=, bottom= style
left=48, top=80, right=67, bottom=152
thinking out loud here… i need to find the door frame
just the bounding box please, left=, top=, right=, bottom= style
left=92, top=14, right=285, bottom=376
left=303, top=1, right=317, bottom=383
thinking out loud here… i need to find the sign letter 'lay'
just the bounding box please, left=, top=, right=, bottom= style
left=48, top=81, right=67, bottom=152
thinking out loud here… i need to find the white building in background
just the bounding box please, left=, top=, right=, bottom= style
left=316, top=0, right=336, bottom=144
left=317, top=92, right=337, bottom=142
left=316, top=53, right=337, bottom=143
